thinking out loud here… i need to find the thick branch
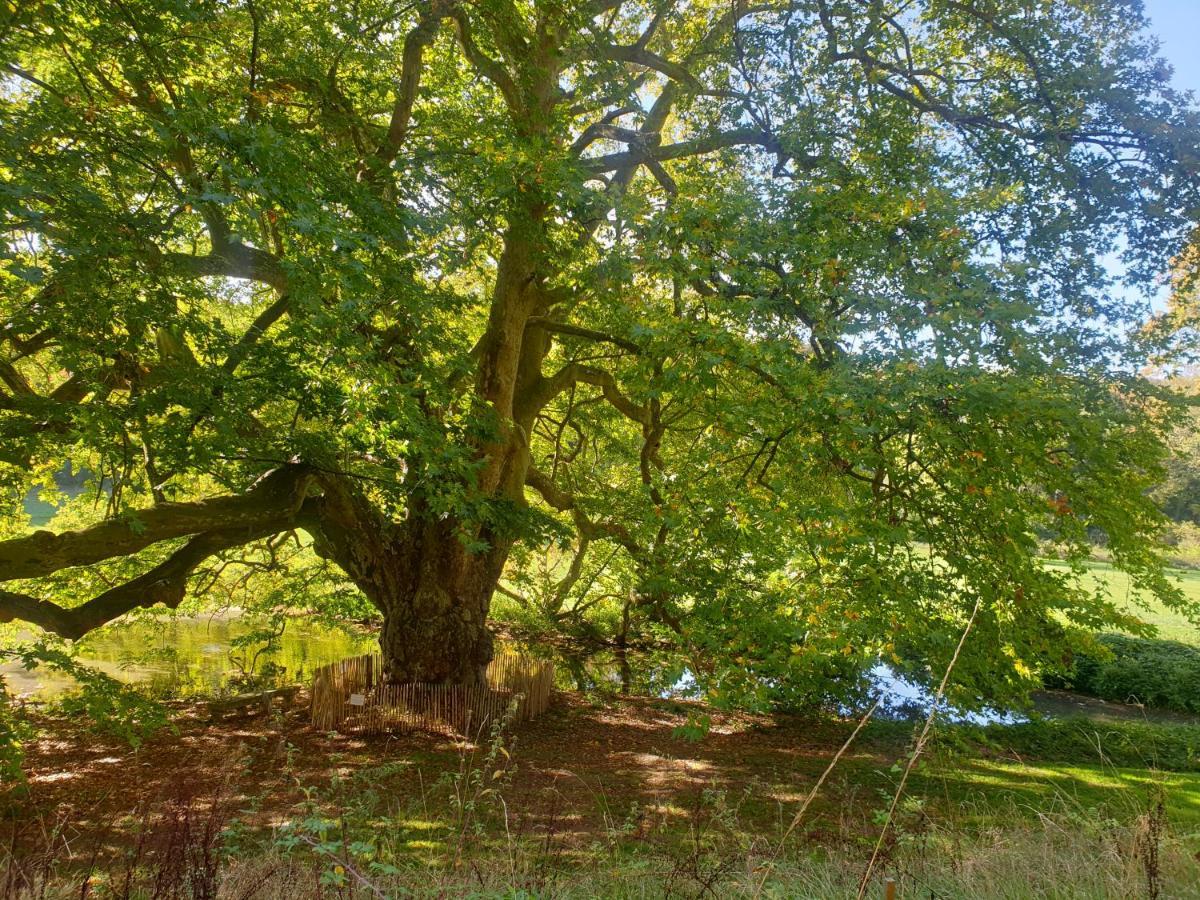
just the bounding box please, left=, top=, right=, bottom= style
left=588, top=44, right=702, bottom=90
left=221, top=292, right=292, bottom=374
left=370, top=7, right=445, bottom=174
left=568, top=107, right=640, bottom=155
left=0, top=465, right=312, bottom=582
left=0, top=504, right=314, bottom=640
left=537, top=362, right=648, bottom=423
left=526, top=316, right=641, bottom=353
left=0, top=359, right=35, bottom=397
left=525, top=465, right=645, bottom=558
left=153, top=242, right=287, bottom=290
left=449, top=9, right=521, bottom=111
left=580, top=127, right=780, bottom=173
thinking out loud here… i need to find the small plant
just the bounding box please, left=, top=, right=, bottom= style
left=2, top=643, right=172, bottom=749
left=0, top=682, right=33, bottom=787
left=658, top=786, right=753, bottom=899
left=444, top=698, right=522, bottom=865
left=0, top=785, right=235, bottom=899
left=672, top=711, right=713, bottom=743
left=226, top=616, right=289, bottom=693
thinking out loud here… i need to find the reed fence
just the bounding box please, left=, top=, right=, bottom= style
left=310, top=649, right=554, bottom=736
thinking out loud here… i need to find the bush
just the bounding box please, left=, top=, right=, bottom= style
left=2, top=643, right=172, bottom=749
left=1050, top=634, right=1200, bottom=714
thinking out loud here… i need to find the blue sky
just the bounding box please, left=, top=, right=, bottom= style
left=1143, top=0, right=1199, bottom=94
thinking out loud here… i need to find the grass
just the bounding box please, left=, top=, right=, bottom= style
left=1044, top=558, right=1200, bottom=646
left=914, top=758, right=1200, bottom=832
left=7, top=749, right=1199, bottom=898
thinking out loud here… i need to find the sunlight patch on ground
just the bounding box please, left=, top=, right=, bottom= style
left=613, top=752, right=718, bottom=789
left=31, top=771, right=78, bottom=783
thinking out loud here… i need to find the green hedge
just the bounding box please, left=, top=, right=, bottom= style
left=1050, top=634, right=1200, bottom=714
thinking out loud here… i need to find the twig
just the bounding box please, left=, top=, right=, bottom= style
left=855, top=596, right=984, bottom=899
left=752, top=699, right=879, bottom=898
left=296, top=833, right=388, bottom=900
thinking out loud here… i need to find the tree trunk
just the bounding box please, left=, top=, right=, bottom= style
left=308, top=489, right=507, bottom=686
left=305, top=201, right=547, bottom=686
left=374, top=520, right=505, bottom=686
left=377, top=594, right=493, bottom=685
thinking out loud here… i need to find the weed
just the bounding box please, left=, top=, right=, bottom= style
left=1132, top=786, right=1167, bottom=900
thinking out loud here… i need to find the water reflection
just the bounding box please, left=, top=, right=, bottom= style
left=865, top=664, right=1022, bottom=725
left=1, top=615, right=375, bottom=699
left=3, top=620, right=1020, bottom=725
left=551, top=647, right=1019, bottom=724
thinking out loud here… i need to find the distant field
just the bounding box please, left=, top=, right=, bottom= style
left=1045, top=559, right=1200, bottom=646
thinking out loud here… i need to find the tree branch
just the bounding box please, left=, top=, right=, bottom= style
left=0, top=465, right=312, bottom=582
left=221, top=292, right=292, bottom=374
left=537, top=362, right=648, bottom=423
left=525, top=465, right=644, bottom=558
left=449, top=9, right=521, bottom=111
left=0, top=500, right=317, bottom=639
left=370, top=5, right=446, bottom=175
left=526, top=316, right=641, bottom=353
left=580, top=127, right=781, bottom=173
left=152, top=242, right=288, bottom=290
left=587, top=44, right=703, bottom=90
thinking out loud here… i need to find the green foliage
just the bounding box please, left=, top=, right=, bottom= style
left=2, top=643, right=171, bottom=747
left=226, top=615, right=288, bottom=691
left=671, top=711, right=712, bottom=743
left=0, top=0, right=1198, bottom=713
left=1149, top=377, right=1200, bottom=526
left=1050, top=633, right=1200, bottom=714
left=0, top=691, right=33, bottom=786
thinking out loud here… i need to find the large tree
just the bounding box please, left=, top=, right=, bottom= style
left=1, top=0, right=1197, bottom=696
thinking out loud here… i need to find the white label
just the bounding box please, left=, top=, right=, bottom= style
left=349, top=693, right=366, bottom=706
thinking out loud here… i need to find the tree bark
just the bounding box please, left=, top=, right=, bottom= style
left=375, top=521, right=502, bottom=686
left=306, top=483, right=506, bottom=686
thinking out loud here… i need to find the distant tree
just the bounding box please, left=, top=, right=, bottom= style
left=1149, top=255, right=1200, bottom=528
left=1153, top=406, right=1200, bottom=526
left=1, top=0, right=1198, bottom=700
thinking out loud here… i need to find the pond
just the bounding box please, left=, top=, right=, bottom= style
left=1, top=614, right=376, bottom=700
left=4, top=617, right=1186, bottom=727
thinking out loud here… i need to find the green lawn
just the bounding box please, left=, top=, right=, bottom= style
left=913, top=758, right=1200, bottom=834
left=1044, top=558, right=1200, bottom=646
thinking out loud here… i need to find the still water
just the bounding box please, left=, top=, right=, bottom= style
left=0, top=616, right=1043, bottom=725
left=1, top=615, right=376, bottom=699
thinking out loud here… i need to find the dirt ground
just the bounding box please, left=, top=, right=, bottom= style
left=8, top=689, right=1200, bottom=899
left=4, top=691, right=887, bottom=860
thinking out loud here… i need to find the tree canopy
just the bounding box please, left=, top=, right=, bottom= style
left=1, top=0, right=1198, bottom=704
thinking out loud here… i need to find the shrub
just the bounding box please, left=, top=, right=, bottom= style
left=0, top=696, right=32, bottom=787
left=1051, top=634, right=1200, bottom=714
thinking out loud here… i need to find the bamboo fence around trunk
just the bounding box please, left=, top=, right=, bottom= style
left=310, top=648, right=554, bottom=736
